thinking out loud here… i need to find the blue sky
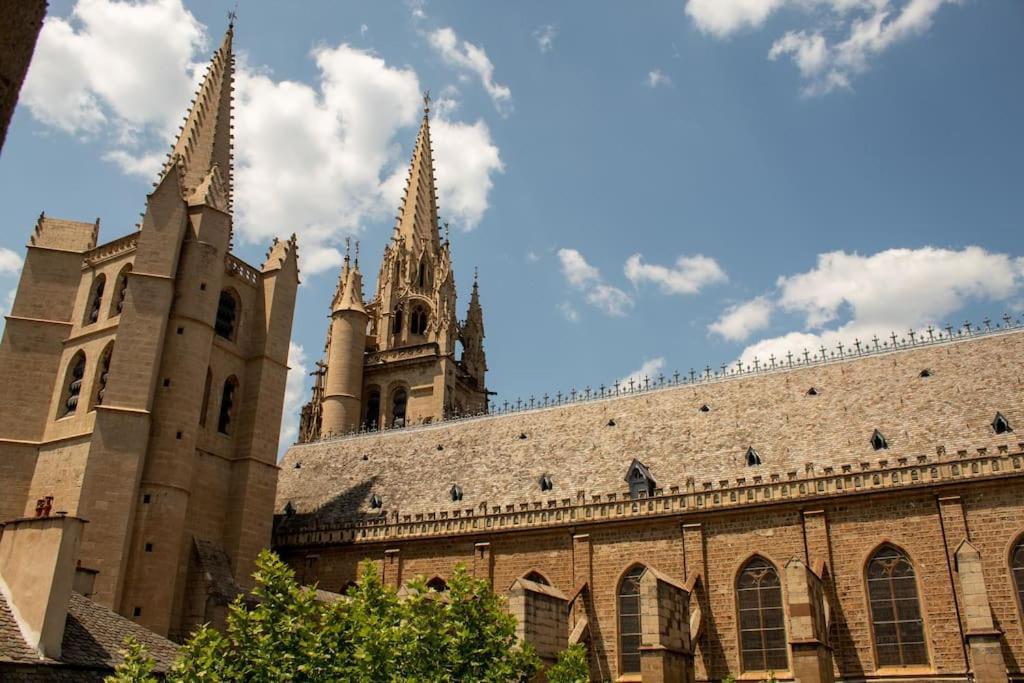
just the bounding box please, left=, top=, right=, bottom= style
left=2, top=0, right=1022, bottom=449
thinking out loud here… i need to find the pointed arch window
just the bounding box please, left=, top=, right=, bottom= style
left=746, top=447, right=762, bottom=466
left=866, top=545, right=927, bottom=667
left=217, top=376, right=239, bottom=434
left=93, top=344, right=113, bottom=408
left=59, top=352, right=87, bottom=417
left=450, top=484, right=463, bottom=502
left=111, top=265, right=131, bottom=316
left=410, top=305, right=428, bottom=335
left=871, top=429, right=888, bottom=451
left=391, top=388, right=408, bottom=428
left=215, top=289, right=239, bottom=340
left=417, top=258, right=429, bottom=289
left=199, top=368, right=212, bottom=427
left=618, top=565, right=645, bottom=674
left=86, top=274, right=105, bottom=325
left=737, top=557, right=788, bottom=673
left=539, top=474, right=554, bottom=492
left=1011, top=538, right=1024, bottom=623
left=426, top=577, right=448, bottom=593
left=392, top=305, right=404, bottom=335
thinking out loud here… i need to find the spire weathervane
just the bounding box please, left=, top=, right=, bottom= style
left=423, top=90, right=431, bottom=114
left=227, top=4, right=238, bottom=28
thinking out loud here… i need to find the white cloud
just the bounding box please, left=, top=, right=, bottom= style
left=732, top=246, right=1024, bottom=364
left=646, top=69, right=672, bottom=88
left=0, top=248, right=23, bottom=275
left=619, top=357, right=665, bottom=388
left=709, top=296, right=773, bottom=341
left=686, top=0, right=960, bottom=95
left=624, top=253, right=727, bottom=295
left=360, top=24, right=369, bottom=36
left=279, top=342, right=308, bottom=455
left=22, top=1, right=505, bottom=276
left=429, top=27, right=512, bottom=115
left=558, top=248, right=634, bottom=317
left=22, top=0, right=203, bottom=137
left=558, top=301, right=580, bottom=322
left=533, top=24, right=557, bottom=53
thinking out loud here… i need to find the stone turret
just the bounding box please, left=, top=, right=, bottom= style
left=321, top=243, right=368, bottom=435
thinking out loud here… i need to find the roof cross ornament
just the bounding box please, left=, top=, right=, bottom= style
left=1003, top=313, right=1012, bottom=327
left=227, top=5, right=238, bottom=28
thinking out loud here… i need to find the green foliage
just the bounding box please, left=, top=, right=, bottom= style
left=105, top=636, right=158, bottom=683
left=546, top=642, right=589, bottom=683
left=151, top=549, right=541, bottom=682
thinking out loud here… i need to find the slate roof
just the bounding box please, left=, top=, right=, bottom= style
left=276, top=328, right=1024, bottom=529
left=0, top=591, right=179, bottom=672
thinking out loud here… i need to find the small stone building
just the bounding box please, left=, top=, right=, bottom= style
left=0, top=24, right=299, bottom=641
left=0, top=513, right=180, bottom=681
left=276, top=324, right=1024, bottom=682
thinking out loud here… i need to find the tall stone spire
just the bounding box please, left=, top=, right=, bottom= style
left=393, top=92, right=440, bottom=250
left=165, top=22, right=234, bottom=208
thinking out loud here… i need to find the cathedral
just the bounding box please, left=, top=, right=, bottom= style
left=0, top=24, right=299, bottom=644
left=297, top=94, right=488, bottom=443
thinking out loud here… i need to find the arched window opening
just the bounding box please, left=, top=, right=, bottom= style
left=93, top=344, right=113, bottom=408
left=369, top=494, right=383, bottom=509
left=737, top=557, right=788, bottom=673
left=417, top=259, right=428, bottom=288
left=199, top=368, right=212, bottom=427
left=410, top=305, right=428, bottom=335
left=392, top=305, right=404, bottom=335
left=871, top=429, right=889, bottom=451
left=523, top=571, right=550, bottom=586
left=746, top=447, right=762, bottom=467
left=867, top=545, right=927, bottom=667
left=426, top=577, right=448, bottom=593
left=363, top=388, right=381, bottom=430
left=391, top=388, right=407, bottom=428
left=540, top=474, right=553, bottom=492
left=215, top=290, right=239, bottom=340
left=450, top=484, right=463, bottom=502
left=217, top=376, right=238, bottom=435
left=86, top=275, right=106, bottom=325
left=60, top=352, right=87, bottom=417
left=1011, top=538, right=1024, bottom=622
left=618, top=565, right=645, bottom=675
left=112, top=265, right=131, bottom=315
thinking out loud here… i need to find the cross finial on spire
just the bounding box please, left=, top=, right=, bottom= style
left=227, top=2, right=238, bottom=29
left=423, top=90, right=431, bottom=114
left=344, top=236, right=351, bottom=263
left=354, top=240, right=360, bottom=267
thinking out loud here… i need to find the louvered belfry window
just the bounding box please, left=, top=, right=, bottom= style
left=867, top=545, right=928, bottom=667
left=618, top=565, right=645, bottom=674
left=737, top=557, right=788, bottom=672
left=215, top=290, right=238, bottom=339
left=62, top=353, right=87, bottom=416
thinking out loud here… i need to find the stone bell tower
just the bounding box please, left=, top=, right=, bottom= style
left=300, top=94, right=489, bottom=441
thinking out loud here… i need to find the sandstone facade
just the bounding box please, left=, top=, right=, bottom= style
left=0, top=25, right=299, bottom=641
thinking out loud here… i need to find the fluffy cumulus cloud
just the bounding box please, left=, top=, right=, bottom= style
left=533, top=24, right=557, bottom=53
left=557, top=248, right=634, bottom=317
left=685, top=0, right=960, bottom=95
left=428, top=27, right=512, bottom=115
left=726, top=246, right=1024, bottom=364
left=21, top=0, right=505, bottom=275
left=22, top=0, right=203, bottom=137
left=708, top=296, right=773, bottom=341
left=646, top=69, right=672, bottom=88
left=0, top=248, right=23, bottom=275
left=624, top=253, right=727, bottom=295
left=278, top=342, right=308, bottom=455
left=618, top=357, right=665, bottom=388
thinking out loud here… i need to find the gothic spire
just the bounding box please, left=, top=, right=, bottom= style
left=393, top=92, right=440, bottom=250
left=164, top=23, right=234, bottom=208
left=332, top=239, right=366, bottom=314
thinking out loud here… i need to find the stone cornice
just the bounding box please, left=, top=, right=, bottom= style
left=273, top=445, right=1024, bottom=549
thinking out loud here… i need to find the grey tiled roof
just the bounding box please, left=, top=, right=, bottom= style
left=0, top=591, right=179, bottom=672
left=276, top=329, right=1024, bottom=529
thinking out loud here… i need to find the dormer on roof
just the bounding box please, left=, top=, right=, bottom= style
left=625, top=459, right=656, bottom=499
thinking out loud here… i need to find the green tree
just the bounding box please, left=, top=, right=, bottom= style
left=118, top=549, right=542, bottom=682
left=546, top=642, right=589, bottom=683
left=105, top=636, right=158, bottom=683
